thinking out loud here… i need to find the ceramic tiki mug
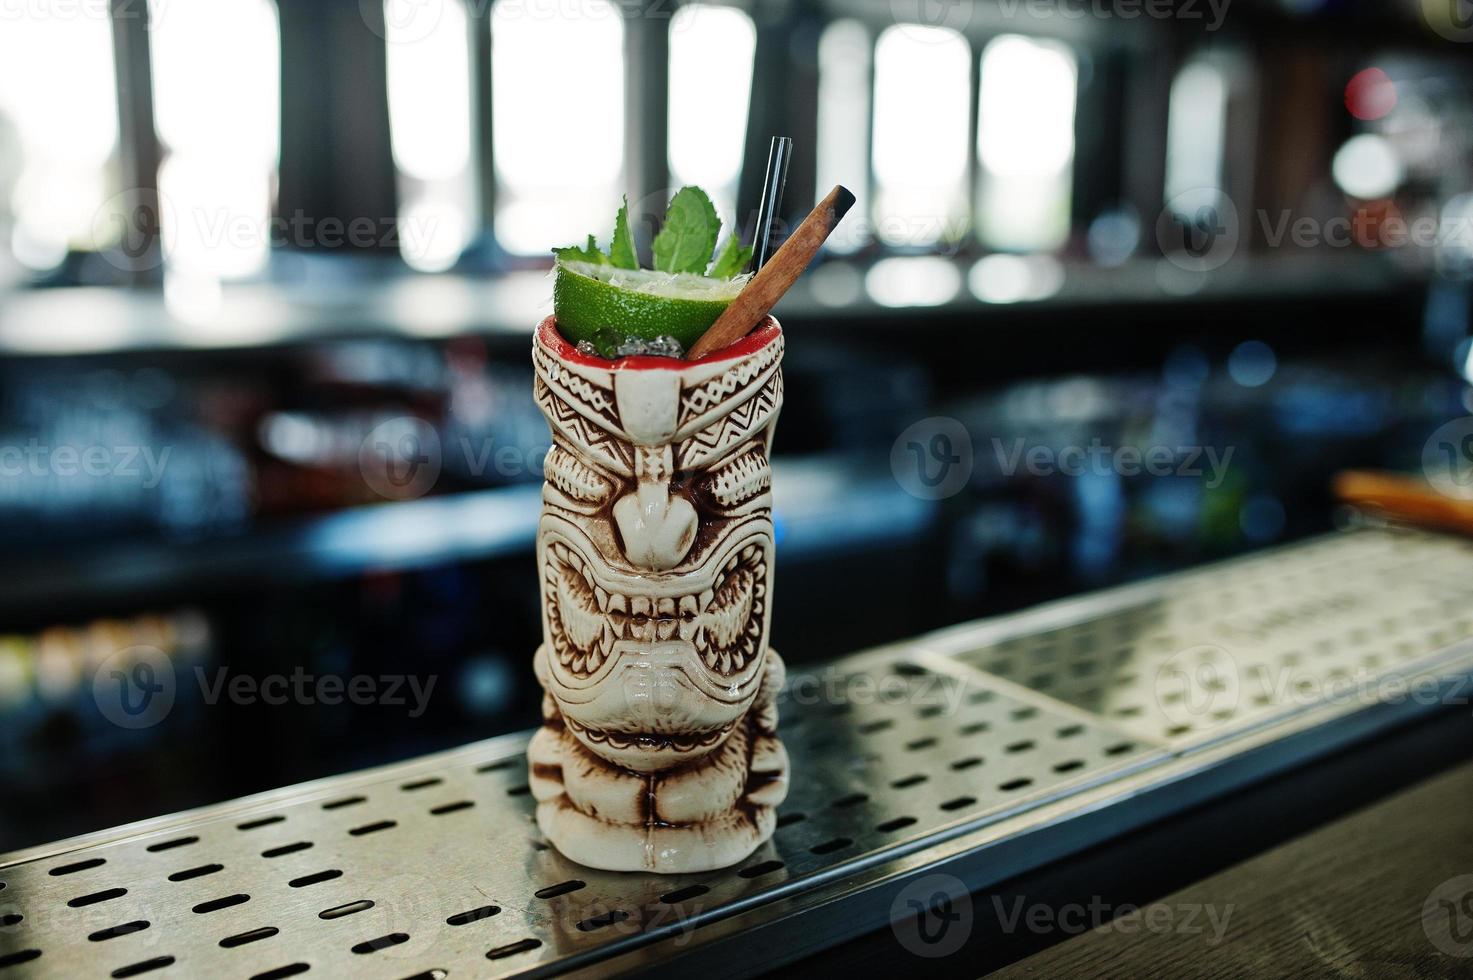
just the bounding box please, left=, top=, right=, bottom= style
left=526, top=314, right=789, bottom=873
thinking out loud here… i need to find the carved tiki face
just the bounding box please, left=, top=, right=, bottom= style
left=532, top=317, right=783, bottom=773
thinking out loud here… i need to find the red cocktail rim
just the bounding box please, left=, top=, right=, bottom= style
left=537, top=315, right=779, bottom=371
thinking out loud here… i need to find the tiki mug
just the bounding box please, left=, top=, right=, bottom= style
left=526, top=315, right=789, bottom=873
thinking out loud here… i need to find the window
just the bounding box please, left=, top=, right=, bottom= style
left=668, top=4, right=756, bottom=227
left=492, top=0, right=624, bottom=256
left=977, top=35, right=1077, bottom=252
left=816, top=19, right=870, bottom=254
left=150, top=0, right=281, bottom=281
left=1164, top=57, right=1228, bottom=216
left=386, top=0, right=476, bottom=272
left=871, top=25, right=970, bottom=249
left=0, top=10, right=120, bottom=275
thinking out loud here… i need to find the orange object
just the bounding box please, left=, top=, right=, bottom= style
left=1332, top=470, right=1473, bottom=536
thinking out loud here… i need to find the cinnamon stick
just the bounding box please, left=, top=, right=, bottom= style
left=1333, top=469, right=1473, bottom=537
left=686, top=184, right=855, bottom=360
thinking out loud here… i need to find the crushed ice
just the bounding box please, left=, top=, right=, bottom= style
left=573, top=334, right=687, bottom=359
left=615, top=335, right=685, bottom=358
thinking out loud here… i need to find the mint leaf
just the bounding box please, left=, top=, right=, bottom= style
left=708, top=234, right=753, bottom=278
left=553, top=234, right=609, bottom=265
left=609, top=197, right=638, bottom=269
left=652, top=186, right=720, bottom=274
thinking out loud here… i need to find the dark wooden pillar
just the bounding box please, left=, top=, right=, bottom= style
left=739, top=2, right=821, bottom=245
left=275, top=0, right=399, bottom=254
left=110, top=0, right=164, bottom=282
left=622, top=4, right=670, bottom=262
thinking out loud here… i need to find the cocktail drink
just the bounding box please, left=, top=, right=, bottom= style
left=527, top=310, right=788, bottom=873
left=526, top=181, right=849, bottom=872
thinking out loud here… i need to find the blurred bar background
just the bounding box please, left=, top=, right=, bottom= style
left=1, top=0, right=1471, bottom=852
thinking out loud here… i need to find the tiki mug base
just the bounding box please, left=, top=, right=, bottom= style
left=528, top=316, right=788, bottom=873
left=528, top=647, right=788, bottom=873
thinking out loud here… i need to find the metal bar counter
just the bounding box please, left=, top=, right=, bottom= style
left=3, top=526, right=1472, bottom=979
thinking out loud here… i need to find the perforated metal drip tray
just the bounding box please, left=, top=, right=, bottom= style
left=5, top=527, right=1473, bottom=979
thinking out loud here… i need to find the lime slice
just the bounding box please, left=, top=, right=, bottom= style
left=553, top=260, right=749, bottom=357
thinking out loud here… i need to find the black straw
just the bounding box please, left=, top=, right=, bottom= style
left=751, top=136, right=793, bottom=272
